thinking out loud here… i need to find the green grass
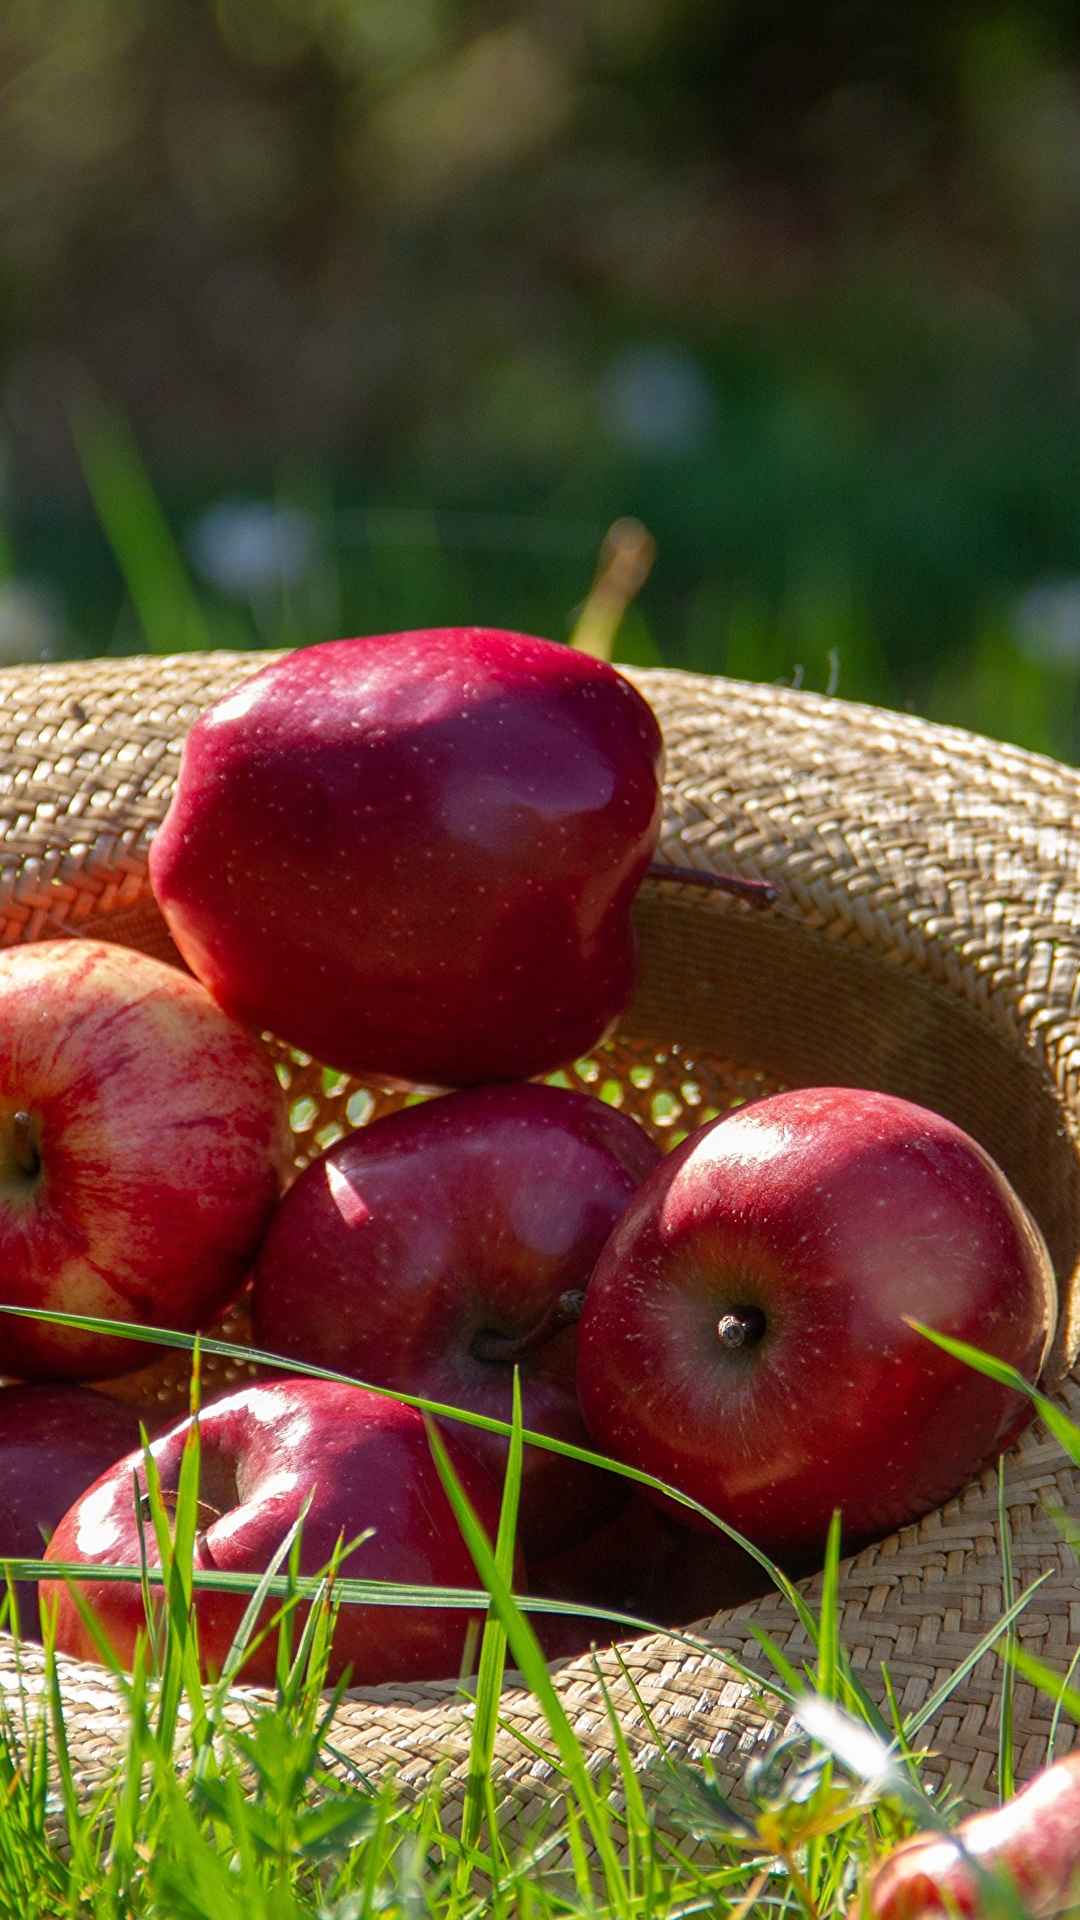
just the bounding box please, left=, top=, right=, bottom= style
left=0, top=1310, right=1074, bottom=1919
left=21, top=387, right=1080, bottom=768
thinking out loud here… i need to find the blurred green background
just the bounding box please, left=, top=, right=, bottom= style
left=4, top=0, right=1080, bottom=758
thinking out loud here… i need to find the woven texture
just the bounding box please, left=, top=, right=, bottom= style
left=1, top=651, right=1080, bottom=1822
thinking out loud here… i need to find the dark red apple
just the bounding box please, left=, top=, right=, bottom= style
left=528, top=1490, right=776, bottom=1661
left=0, top=939, right=292, bottom=1380
left=0, top=1384, right=144, bottom=1636
left=42, top=1378, right=519, bottom=1687
left=251, top=1083, right=660, bottom=1559
left=147, top=629, right=664, bottom=1088
left=577, top=1087, right=1058, bottom=1558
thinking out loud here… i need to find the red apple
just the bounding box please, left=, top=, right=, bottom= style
left=577, top=1088, right=1057, bottom=1558
left=147, top=629, right=664, bottom=1088
left=42, top=1377, right=519, bottom=1687
left=859, top=1753, right=1080, bottom=1920
left=528, top=1490, right=776, bottom=1660
left=250, top=1083, right=660, bottom=1559
left=0, top=939, right=292, bottom=1381
left=0, top=1384, right=144, bottom=1635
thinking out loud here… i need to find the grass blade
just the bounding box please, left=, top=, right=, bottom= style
left=816, top=1511, right=842, bottom=1703
left=12, top=1555, right=675, bottom=1659
left=460, top=1368, right=525, bottom=1860
left=908, top=1322, right=1080, bottom=1468
left=425, top=1416, right=629, bottom=1912
left=70, top=398, right=212, bottom=654
left=216, top=1493, right=314, bottom=1689
left=904, top=1572, right=1051, bottom=1737
left=1048, top=1639, right=1080, bottom=1764
left=996, top=1460, right=1016, bottom=1802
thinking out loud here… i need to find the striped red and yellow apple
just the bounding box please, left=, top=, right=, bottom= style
left=0, top=939, right=291, bottom=1382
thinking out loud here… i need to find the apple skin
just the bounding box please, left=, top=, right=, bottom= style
left=858, top=1752, right=1080, bottom=1920
left=0, top=939, right=292, bottom=1381
left=42, top=1378, right=521, bottom=1688
left=577, top=1087, right=1058, bottom=1559
left=0, top=1384, right=144, bottom=1636
left=251, top=1083, right=660, bottom=1560
left=147, top=629, right=664, bottom=1088
left=528, top=1490, right=777, bottom=1661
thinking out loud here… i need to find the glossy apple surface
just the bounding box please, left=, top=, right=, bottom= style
left=251, top=1083, right=659, bottom=1559
left=43, top=1378, right=518, bottom=1687
left=0, top=1384, right=144, bottom=1635
left=148, top=629, right=664, bottom=1087
left=860, top=1752, right=1080, bottom=1920
left=0, top=939, right=292, bottom=1380
left=577, top=1087, right=1058, bottom=1558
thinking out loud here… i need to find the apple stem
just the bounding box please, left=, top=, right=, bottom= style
left=473, top=1288, right=587, bottom=1363
left=12, top=1111, right=39, bottom=1179
left=648, top=863, right=777, bottom=908
left=717, top=1307, right=767, bottom=1351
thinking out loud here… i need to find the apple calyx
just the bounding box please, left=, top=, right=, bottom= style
left=137, top=1448, right=240, bottom=1537
left=139, top=1486, right=225, bottom=1534
left=472, top=1288, right=587, bottom=1364
left=647, top=863, right=777, bottom=908
left=717, top=1306, right=767, bottom=1351
left=11, top=1110, right=39, bottom=1180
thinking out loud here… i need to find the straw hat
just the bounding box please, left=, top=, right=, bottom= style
left=1, top=651, right=1078, bottom=1820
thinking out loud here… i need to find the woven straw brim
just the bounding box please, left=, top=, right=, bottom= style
left=0, top=652, right=1079, bottom=1824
